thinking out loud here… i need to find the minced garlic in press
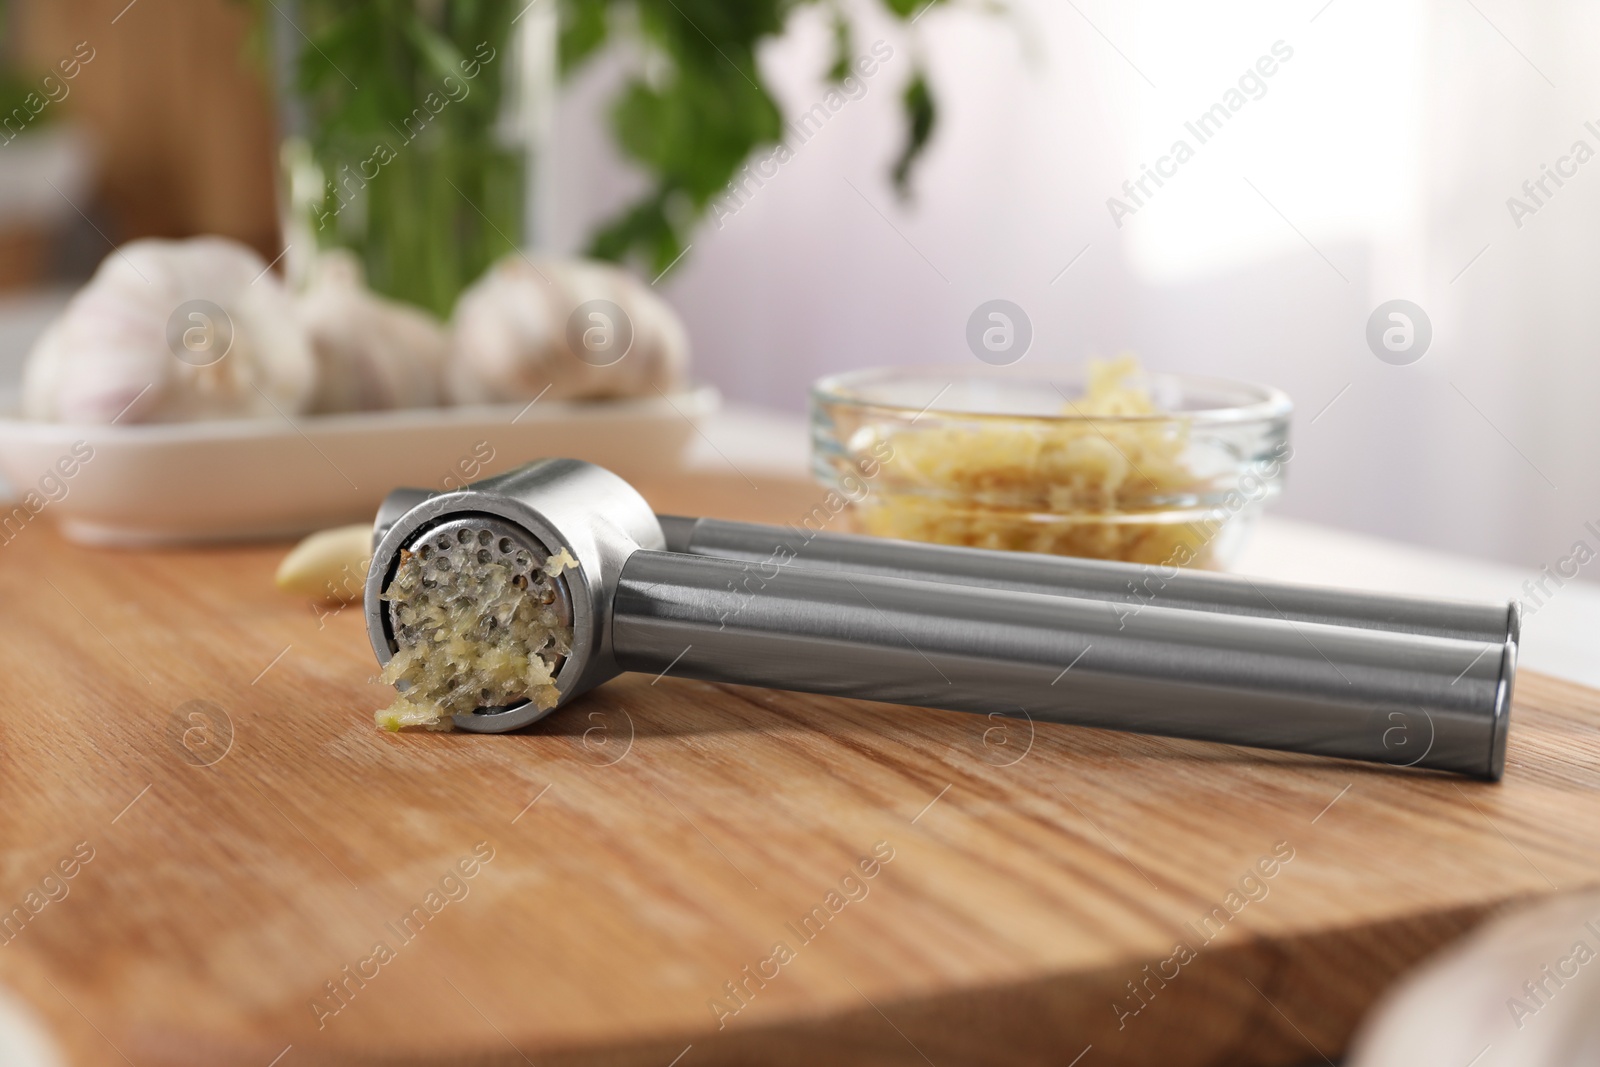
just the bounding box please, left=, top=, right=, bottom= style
left=375, top=530, right=578, bottom=732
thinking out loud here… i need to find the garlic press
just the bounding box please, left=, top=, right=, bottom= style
left=366, top=458, right=1516, bottom=779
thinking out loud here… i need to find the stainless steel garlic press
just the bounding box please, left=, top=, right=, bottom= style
left=365, top=458, right=1516, bottom=779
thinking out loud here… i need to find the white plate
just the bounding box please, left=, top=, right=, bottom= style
left=0, top=387, right=718, bottom=545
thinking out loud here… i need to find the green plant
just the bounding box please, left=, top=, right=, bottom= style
left=259, top=0, right=946, bottom=313
left=267, top=1, right=525, bottom=317
left=560, top=0, right=943, bottom=273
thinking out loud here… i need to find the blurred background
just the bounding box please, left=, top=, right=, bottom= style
left=2, top=0, right=1594, bottom=569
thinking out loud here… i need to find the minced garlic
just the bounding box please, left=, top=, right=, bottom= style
left=541, top=548, right=579, bottom=577
left=375, top=531, right=576, bottom=731
left=857, top=356, right=1215, bottom=565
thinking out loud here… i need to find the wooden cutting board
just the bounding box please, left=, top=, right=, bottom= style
left=1, top=470, right=1596, bottom=1067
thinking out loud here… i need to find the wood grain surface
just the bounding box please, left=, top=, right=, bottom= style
left=1, top=470, right=1596, bottom=1067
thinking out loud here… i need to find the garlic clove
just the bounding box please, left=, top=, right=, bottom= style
left=275, top=523, right=372, bottom=602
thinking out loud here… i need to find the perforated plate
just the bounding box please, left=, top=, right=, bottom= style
left=389, top=515, right=575, bottom=721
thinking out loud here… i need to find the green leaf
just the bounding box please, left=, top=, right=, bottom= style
left=586, top=192, right=681, bottom=274
left=558, top=0, right=611, bottom=74
left=825, top=9, right=853, bottom=83
left=882, top=0, right=935, bottom=18
left=402, top=16, right=468, bottom=85
left=891, top=68, right=935, bottom=198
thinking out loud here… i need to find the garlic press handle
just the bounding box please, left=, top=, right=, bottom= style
left=610, top=550, right=1512, bottom=780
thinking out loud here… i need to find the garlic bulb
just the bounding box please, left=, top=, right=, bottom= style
left=1347, top=891, right=1600, bottom=1067
left=296, top=250, right=448, bottom=414
left=446, top=255, right=689, bottom=405
left=22, top=237, right=315, bottom=423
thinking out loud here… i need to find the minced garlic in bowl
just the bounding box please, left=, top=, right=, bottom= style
left=810, top=358, right=1291, bottom=568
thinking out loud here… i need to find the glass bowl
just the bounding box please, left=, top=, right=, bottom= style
left=810, top=365, right=1292, bottom=569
